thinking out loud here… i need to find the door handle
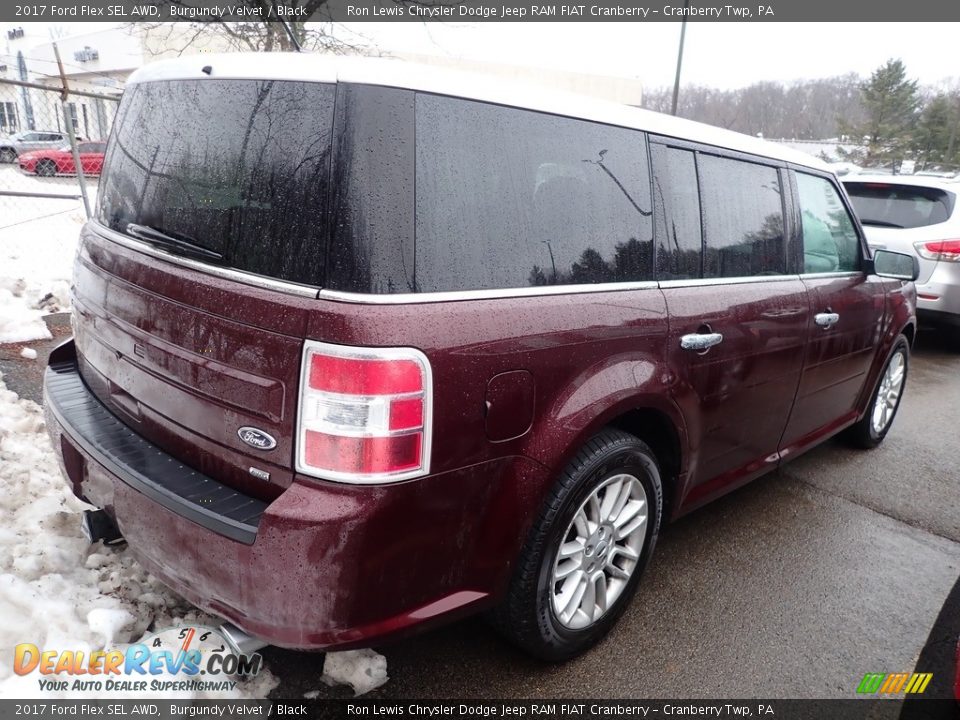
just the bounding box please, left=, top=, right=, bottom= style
left=814, top=312, right=840, bottom=329
left=680, top=332, right=724, bottom=352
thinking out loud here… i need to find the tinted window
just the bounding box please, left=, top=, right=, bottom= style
left=699, top=155, right=785, bottom=278
left=327, top=86, right=415, bottom=294
left=98, top=80, right=335, bottom=286
left=798, top=173, right=860, bottom=273
left=651, top=144, right=702, bottom=279
left=414, top=95, right=653, bottom=292
left=844, top=181, right=955, bottom=229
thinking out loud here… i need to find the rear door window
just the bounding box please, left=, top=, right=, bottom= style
left=797, top=173, right=861, bottom=273
left=699, top=154, right=785, bottom=278
left=414, top=94, right=653, bottom=293
left=651, top=144, right=702, bottom=279
left=843, top=181, right=955, bottom=229
left=98, top=79, right=335, bottom=286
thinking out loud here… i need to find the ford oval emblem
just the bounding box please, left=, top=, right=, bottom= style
left=237, top=426, right=277, bottom=451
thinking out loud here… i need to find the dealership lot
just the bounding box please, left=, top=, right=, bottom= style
left=256, top=331, right=960, bottom=700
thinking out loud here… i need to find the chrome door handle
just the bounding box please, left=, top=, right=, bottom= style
left=814, top=312, right=840, bottom=329
left=680, top=332, right=724, bottom=352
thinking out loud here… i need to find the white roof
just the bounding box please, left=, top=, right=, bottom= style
left=842, top=173, right=960, bottom=191
left=128, top=53, right=828, bottom=172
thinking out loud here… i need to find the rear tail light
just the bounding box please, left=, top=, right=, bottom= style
left=296, top=341, right=432, bottom=484
left=914, top=239, right=960, bottom=262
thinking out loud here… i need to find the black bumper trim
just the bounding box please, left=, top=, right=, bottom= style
left=44, top=340, right=266, bottom=544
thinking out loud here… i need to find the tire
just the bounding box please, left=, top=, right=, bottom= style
left=490, top=429, right=663, bottom=661
left=0, top=148, right=16, bottom=163
left=36, top=160, right=57, bottom=177
left=845, top=336, right=909, bottom=449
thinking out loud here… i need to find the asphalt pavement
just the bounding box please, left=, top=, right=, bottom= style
left=5, top=318, right=958, bottom=703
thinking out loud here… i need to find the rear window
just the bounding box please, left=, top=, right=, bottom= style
left=98, top=79, right=335, bottom=286
left=843, top=182, right=956, bottom=229
left=413, top=94, right=653, bottom=293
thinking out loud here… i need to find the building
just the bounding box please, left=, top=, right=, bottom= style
left=0, top=24, right=232, bottom=140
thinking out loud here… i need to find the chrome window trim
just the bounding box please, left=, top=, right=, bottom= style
left=318, top=282, right=661, bottom=305
left=91, top=222, right=321, bottom=299
left=799, top=271, right=864, bottom=280
left=658, top=274, right=801, bottom=289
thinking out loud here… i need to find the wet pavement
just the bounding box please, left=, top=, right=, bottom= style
left=5, top=319, right=958, bottom=702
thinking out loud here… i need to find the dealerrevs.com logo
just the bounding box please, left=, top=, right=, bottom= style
left=14, top=626, right=262, bottom=693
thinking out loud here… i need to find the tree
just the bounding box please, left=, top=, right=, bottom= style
left=913, top=90, right=960, bottom=170
left=840, top=59, right=920, bottom=169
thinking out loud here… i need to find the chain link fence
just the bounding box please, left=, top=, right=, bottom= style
left=0, top=77, right=119, bottom=234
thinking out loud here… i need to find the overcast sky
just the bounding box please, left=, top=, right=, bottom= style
left=3, top=21, right=958, bottom=90
left=339, top=22, right=959, bottom=89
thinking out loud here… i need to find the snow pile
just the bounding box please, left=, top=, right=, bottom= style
left=19, top=348, right=37, bottom=361
left=0, top=373, right=278, bottom=699
left=0, top=203, right=84, bottom=344
left=320, top=649, right=389, bottom=696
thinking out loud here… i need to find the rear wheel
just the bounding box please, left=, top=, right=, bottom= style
left=490, top=429, right=662, bottom=661
left=36, top=159, right=57, bottom=177
left=845, top=337, right=909, bottom=448
left=0, top=148, right=16, bottom=163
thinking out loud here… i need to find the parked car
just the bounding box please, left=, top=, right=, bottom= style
left=43, top=54, right=919, bottom=661
left=0, top=130, right=73, bottom=162
left=18, top=141, right=106, bottom=176
left=843, top=175, right=960, bottom=342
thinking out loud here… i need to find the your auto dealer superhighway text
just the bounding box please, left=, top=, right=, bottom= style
left=348, top=4, right=775, bottom=18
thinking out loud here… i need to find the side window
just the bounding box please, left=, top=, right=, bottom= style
left=796, top=173, right=860, bottom=273
left=699, top=154, right=785, bottom=278
left=651, top=144, right=702, bottom=279
left=414, top=95, right=653, bottom=293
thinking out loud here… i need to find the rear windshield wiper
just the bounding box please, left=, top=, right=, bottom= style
left=860, top=219, right=905, bottom=229
left=124, top=223, right=224, bottom=263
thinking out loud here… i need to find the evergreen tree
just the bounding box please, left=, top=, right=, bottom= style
left=840, top=59, right=920, bottom=169
left=913, top=92, right=960, bottom=170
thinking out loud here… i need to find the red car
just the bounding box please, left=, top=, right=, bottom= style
left=43, top=55, right=919, bottom=661
left=18, top=140, right=106, bottom=176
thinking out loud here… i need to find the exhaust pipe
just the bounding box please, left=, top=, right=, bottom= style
left=80, top=509, right=124, bottom=546
left=220, top=623, right=268, bottom=655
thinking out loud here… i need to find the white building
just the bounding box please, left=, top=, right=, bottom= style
left=0, top=24, right=232, bottom=139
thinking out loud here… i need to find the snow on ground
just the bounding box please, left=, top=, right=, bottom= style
left=0, top=172, right=391, bottom=698
left=320, top=649, right=389, bottom=696
left=0, top=373, right=278, bottom=699
left=0, top=166, right=90, bottom=344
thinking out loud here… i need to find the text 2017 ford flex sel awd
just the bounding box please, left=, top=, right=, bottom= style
left=44, top=55, right=919, bottom=661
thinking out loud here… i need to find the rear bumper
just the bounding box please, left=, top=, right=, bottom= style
left=44, top=340, right=548, bottom=650
left=917, top=261, right=960, bottom=320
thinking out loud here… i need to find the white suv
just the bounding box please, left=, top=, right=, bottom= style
left=844, top=175, right=960, bottom=342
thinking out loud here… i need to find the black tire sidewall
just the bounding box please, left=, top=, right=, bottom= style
left=533, top=438, right=662, bottom=658
left=37, top=161, right=56, bottom=176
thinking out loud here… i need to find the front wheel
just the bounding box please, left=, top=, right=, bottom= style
left=0, top=148, right=16, bottom=163
left=35, top=159, right=57, bottom=177
left=845, top=337, right=909, bottom=448
left=490, top=429, right=662, bottom=661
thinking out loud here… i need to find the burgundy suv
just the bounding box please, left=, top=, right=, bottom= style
left=44, top=55, right=919, bottom=661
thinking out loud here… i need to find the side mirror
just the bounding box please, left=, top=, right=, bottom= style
left=871, top=249, right=920, bottom=281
